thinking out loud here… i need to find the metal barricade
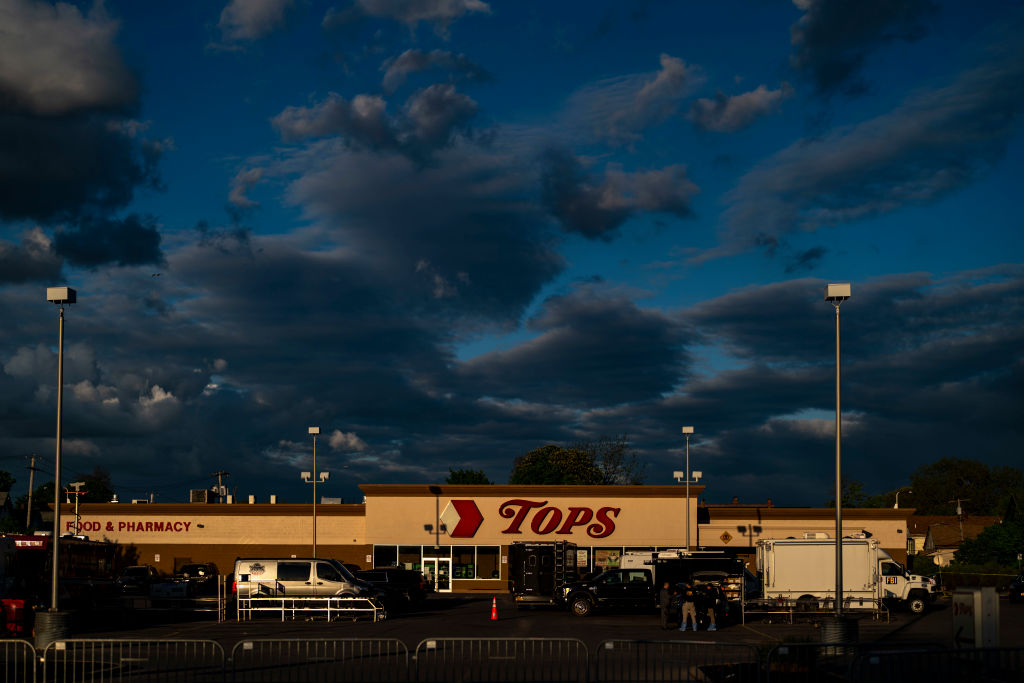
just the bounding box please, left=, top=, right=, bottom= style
left=851, top=646, right=1024, bottom=683
left=765, top=641, right=944, bottom=683
left=594, top=639, right=761, bottom=682
left=231, top=638, right=408, bottom=682
left=0, top=639, right=36, bottom=683
left=412, top=638, right=588, bottom=682
left=42, top=639, right=225, bottom=682
left=237, top=596, right=385, bottom=622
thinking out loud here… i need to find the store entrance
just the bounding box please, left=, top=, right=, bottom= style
left=422, top=557, right=452, bottom=593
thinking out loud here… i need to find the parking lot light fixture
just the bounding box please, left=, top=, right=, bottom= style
left=682, top=426, right=694, bottom=549
left=300, top=427, right=328, bottom=556
left=46, top=286, right=76, bottom=612
left=825, top=283, right=850, bottom=618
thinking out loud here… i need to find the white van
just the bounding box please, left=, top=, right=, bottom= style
left=234, top=558, right=378, bottom=598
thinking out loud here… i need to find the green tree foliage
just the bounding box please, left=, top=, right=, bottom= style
left=509, top=444, right=605, bottom=485
left=909, top=458, right=1024, bottom=516
left=75, top=466, right=115, bottom=503
left=824, top=479, right=871, bottom=507
left=570, top=434, right=646, bottom=485
left=445, top=468, right=493, bottom=485
left=953, top=519, right=1024, bottom=566
left=0, top=469, right=15, bottom=492
left=509, top=436, right=645, bottom=485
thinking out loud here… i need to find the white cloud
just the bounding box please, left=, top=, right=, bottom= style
left=218, top=0, right=295, bottom=43
left=329, top=429, right=368, bottom=451
left=0, top=0, right=138, bottom=115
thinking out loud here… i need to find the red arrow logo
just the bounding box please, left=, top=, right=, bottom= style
left=448, top=500, right=483, bottom=537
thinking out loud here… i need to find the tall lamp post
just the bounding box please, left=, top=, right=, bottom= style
left=300, top=427, right=329, bottom=556
left=46, top=286, right=75, bottom=613
left=682, top=426, right=694, bottom=549
left=825, top=283, right=850, bottom=619
left=894, top=488, right=912, bottom=509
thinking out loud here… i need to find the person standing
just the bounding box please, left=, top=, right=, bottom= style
left=658, top=581, right=674, bottom=629
left=697, top=584, right=719, bottom=632
left=678, top=581, right=697, bottom=631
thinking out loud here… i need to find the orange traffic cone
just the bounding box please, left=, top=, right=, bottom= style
left=490, top=596, right=498, bottom=620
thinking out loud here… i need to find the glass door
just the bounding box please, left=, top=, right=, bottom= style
left=423, top=557, right=452, bottom=593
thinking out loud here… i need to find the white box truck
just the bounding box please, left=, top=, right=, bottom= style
left=756, top=536, right=938, bottom=613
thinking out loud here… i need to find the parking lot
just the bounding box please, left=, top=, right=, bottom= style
left=75, top=593, right=1023, bottom=652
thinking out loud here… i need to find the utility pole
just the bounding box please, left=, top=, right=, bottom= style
left=211, top=471, right=230, bottom=503
left=950, top=498, right=970, bottom=541
left=25, top=455, right=37, bottom=529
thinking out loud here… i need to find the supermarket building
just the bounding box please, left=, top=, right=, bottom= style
left=64, top=484, right=913, bottom=592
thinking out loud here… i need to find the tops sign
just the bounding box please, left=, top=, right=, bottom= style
left=443, top=499, right=620, bottom=539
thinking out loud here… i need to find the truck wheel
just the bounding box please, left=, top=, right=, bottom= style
left=570, top=595, right=592, bottom=617
left=908, top=596, right=926, bottom=614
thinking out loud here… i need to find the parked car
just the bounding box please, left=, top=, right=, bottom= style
left=1008, top=574, right=1024, bottom=603
left=176, top=562, right=220, bottom=596
left=117, top=565, right=159, bottom=595
left=355, top=567, right=427, bottom=606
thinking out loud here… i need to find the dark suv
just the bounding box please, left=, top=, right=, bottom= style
left=355, top=568, right=427, bottom=605
left=176, top=562, right=219, bottom=596
left=117, top=565, right=159, bottom=595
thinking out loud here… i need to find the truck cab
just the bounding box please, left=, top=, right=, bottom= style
left=559, top=568, right=655, bottom=617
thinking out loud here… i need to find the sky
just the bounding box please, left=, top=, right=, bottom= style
left=0, top=0, right=1022, bottom=509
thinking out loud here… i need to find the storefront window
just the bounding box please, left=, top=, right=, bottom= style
left=399, top=546, right=421, bottom=571
left=453, top=546, right=474, bottom=578
left=373, top=545, right=397, bottom=567
left=593, top=547, right=622, bottom=571
left=477, top=546, right=499, bottom=579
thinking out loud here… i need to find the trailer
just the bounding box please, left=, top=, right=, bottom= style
left=620, top=549, right=754, bottom=607
left=752, top=536, right=938, bottom=616
left=507, top=541, right=578, bottom=607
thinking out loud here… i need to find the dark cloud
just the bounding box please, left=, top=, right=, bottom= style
left=53, top=214, right=163, bottom=268
left=688, top=83, right=792, bottom=133
left=271, top=85, right=479, bottom=159
left=784, top=246, right=827, bottom=273
left=0, top=114, right=162, bottom=225
left=540, top=148, right=698, bottom=240
left=459, top=286, right=690, bottom=407
left=0, top=228, right=62, bottom=283
left=720, top=46, right=1024, bottom=256
left=380, top=49, right=491, bottom=93
left=790, top=0, right=938, bottom=96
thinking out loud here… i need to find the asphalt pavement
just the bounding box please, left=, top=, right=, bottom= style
left=74, top=593, right=1024, bottom=653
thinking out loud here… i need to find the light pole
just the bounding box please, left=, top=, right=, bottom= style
left=825, top=283, right=850, bottom=618
left=46, top=286, right=75, bottom=613
left=894, top=488, right=911, bottom=509
left=68, top=482, right=86, bottom=535
left=682, top=426, right=694, bottom=549
left=300, top=427, right=329, bottom=556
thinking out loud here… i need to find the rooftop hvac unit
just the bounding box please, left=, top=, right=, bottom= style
left=131, top=499, right=149, bottom=504
left=190, top=489, right=211, bottom=503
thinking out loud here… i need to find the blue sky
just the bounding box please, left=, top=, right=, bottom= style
left=0, top=0, right=1021, bottom=508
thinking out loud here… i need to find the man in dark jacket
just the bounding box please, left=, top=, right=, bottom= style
left=678, top=582, right=697, bottom=631
left=658, top=581, right=674, bottom=629
left=696, top=583, right=720, bottom=631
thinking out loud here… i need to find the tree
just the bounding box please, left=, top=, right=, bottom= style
left=570, top=434, right=646, bottom=485
left=74, top=466, right=115, bottom=503
left=445, top=468, right=493, bottom=485
left=0, top=469, right=15, bottom=492
left=509, top=444, right=605, bottom=485
left=954, top=519, right=1024, bottom=566
left=824, top=479, right=870, bottom=507
left=908, top=458, right=1024, bottom=516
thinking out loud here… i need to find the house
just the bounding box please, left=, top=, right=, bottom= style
left=908, top=515, right=1002, bottom=567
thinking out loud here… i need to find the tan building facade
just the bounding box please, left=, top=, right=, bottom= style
left=63, top=484, right=913, bottom=592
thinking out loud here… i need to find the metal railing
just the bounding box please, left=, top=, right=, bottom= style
left=594, top=640, right=761, bottom=682
left=0, top=639, right=36, bottom=683
left=231, top=638, right=408, bottom=682
left=236, top=596, right=385, bottom=622
left=3, top=636, right=1017, bottom=682
left=41, top=639, right=225, bottom=682
left=850, top=646, right=1024, bottom=683
left=412, top=638, right=589, bottom=682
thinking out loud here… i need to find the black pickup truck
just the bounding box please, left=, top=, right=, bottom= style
left=559, top=568, right=656, bottom=616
